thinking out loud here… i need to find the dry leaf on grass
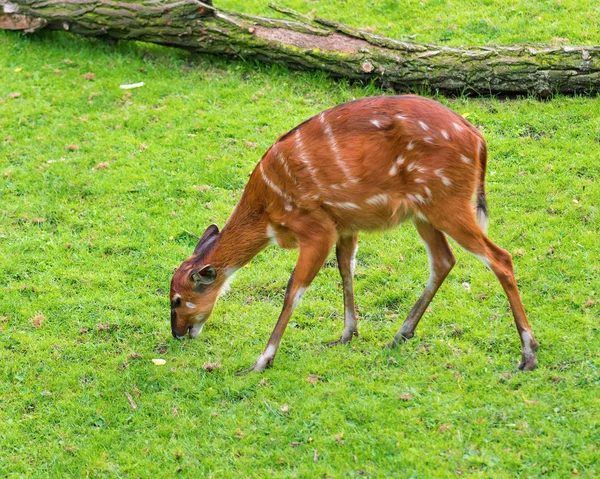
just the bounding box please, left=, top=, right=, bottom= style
left=307, top=374, right=321, bottom=384
left=438, top=423, right=452, bottom=432
left=152, top=358, right=166, bottom=366
left=280, top=405, right=289, bottom=414
left=195, top=185, right=212, bottom=192
left=30, top=314, right=46, bottom=328
left=96, top=323, right=117, bottom=331
left=398, top=393, right=413, bottom=401
left=9, top=92, right=21, bottom=99
left=202, top=362, right=221, bottom=372
left=125, top=392, right=138, bottom=409
left=93, top=162, right=110, bottom=170
left=83, top=72, right=95, bottom=81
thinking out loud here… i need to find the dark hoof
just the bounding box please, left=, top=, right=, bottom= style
left=518, top=354, right=537, bottom=371
left=325, top=330, right=357, bottom=347
left=385, top=331, right=414, bottom=349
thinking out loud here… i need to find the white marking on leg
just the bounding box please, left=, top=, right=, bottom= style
left=365, top=193, right=389, bottom=207
left=475, top=254, right=492, bottom=271
left=418, top=121, right=429, bottom=131
left=185, top=302, right=196, bottom=309
left=256, top=343, right=277, bottom=368
left=421, top=239, right=438, bottom=293
left=441, top=130, right=449, bottom=140
left=371, top=119, right=381, bottom=128
left=350, top=244, right=358, bottom=276
left=460, top=154, right=472, bottom=164
left=521, top=331, right=534, bottom=355
left=292, top=287, right=307, bottom=309
left=477, top=208, right=489, bottom=234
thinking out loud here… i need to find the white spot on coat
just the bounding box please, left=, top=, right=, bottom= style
left=453, top=122, right=464, bottom=132
left=371, top=119, right=381, bottom=128
left=418, top=121, right=429, bottom=131
left=441, top=130, right=449, bottom=140
left=185, top=302, right=196, bottom=309
left=460, top=154, right=472, bottom=164
left=407, top=141, right=415, bottom=151
left=389, top=164, right=398, bottom=176
left=366, top=194, right=389, bottom=207
left=434, top=168, right=452, bottom=186
left=324, top=201, right=360, bottom=210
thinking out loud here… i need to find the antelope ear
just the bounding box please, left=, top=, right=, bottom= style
left=191, top=264, right=217, bottom=285
left=193, top=224, right=219, bottom=256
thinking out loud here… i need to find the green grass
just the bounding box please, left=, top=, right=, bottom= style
left=1, top=2, right=599, bottom=477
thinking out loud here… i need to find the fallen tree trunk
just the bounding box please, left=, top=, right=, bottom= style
left=1, top=0, right=599, bottom=96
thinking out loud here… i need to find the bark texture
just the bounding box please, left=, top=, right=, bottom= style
left=1, top=0, right=600, bottom=96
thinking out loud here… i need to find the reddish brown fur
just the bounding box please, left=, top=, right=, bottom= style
left=170, top=95, right=538, bottom=373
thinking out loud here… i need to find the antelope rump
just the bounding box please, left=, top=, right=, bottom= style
left=169, top=95, right=539, bottom=374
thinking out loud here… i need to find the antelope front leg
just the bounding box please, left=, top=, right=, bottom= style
left=327, top=232, right=359, bottom=346
left=236, top=227, right=336, bottom=375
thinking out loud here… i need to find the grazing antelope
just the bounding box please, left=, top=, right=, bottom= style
left=170, top=95, right=538, bottom=374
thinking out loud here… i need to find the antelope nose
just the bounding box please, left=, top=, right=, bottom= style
left=172, top=329, right=185, bottom=340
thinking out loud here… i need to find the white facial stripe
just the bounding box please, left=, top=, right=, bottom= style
left=185, top=302, right=196, bottom=309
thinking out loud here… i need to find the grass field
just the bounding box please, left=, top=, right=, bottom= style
left=1, top=1, right=599, bottom=477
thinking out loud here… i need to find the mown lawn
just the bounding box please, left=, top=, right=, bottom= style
left=1, top=1, right=599, bottom=477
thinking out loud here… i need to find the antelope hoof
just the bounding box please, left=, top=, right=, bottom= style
left=235, top=356, right=273, bottom=375
left=518, top=352, right=537, bottom=371
left=325, top=329, right=358, bottom=347
left=385, top=331, right=414, bottom=348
